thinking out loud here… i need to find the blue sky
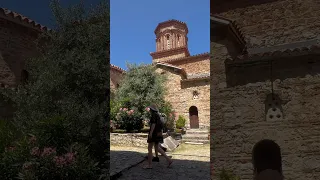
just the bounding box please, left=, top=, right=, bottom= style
left=111, top=0, right=210, bottom=70
left=1, top=0, right=105, bottom=28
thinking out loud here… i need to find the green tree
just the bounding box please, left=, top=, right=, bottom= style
left=3, top=0, right=110, bottom=172
left=115, top=63, right=167, bottom=114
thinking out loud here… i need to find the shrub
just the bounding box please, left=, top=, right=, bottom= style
left=116, top=108, right=143, bottom=132
left=0, top=119, right=21, bottom=154
left=176, top=115, right=186, bottom=129
left=0, top=137, right=100, bottom=180
left=0, top=0, right=110, bottom=179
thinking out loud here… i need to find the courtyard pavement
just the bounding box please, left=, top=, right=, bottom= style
left=110, top=144, right=210, bottom=180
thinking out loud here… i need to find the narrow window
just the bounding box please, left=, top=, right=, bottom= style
left=166, top=35, right=170, bottom=49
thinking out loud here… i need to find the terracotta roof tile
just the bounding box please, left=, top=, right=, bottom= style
left=110, top=64, right=125, bottom=73
left=155, top=62, right=187, bottom=78
left=181, top=75, right=210, bottom=82
left=211, top=15, right=247, bottom=52
left=154, top=19, right=188, bottom=34
left=150, top=46, right=190, bottom=57
left=0, top=8, right=51, bottom=32
left=233, top=44, right=320, bottom=62
left=156, top=62, right=183, bottom=70
left=187, top=73, right=210, bottom=79
left=161, top=52, right=210, bottom=64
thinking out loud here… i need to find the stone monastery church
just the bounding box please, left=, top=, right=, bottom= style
left=111, top=20, right=210, bottom=129
left=211, top=0, right=320, bottom=179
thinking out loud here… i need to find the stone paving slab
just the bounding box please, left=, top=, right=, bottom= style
left=110, top=146, right=148, bottom=178
left=113, top=144, right=210, bottom=180
left=117, top=155, right=210, bottom=180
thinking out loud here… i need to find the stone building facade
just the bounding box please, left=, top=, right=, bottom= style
left=151, top=20, right=210, bottom=129
left=0, top=8, right=48, bottom=87
left=110, top=64, right=124, bottom=93
left=211, top=0, right=320, bottom=180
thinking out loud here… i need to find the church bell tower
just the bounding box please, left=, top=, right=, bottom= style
left=150, top=19, right=190, bottom=63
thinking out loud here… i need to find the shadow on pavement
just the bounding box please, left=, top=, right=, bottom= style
left=111, top=150, right=210, bottom=180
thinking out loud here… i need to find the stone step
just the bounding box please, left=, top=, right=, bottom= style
left=182, top=133, right=208, bottom=139
left=186, top=130, right=209, bottom=135
left=183, top=139, right=210, bottom=144
left=184, top=142, right=205, bottom=145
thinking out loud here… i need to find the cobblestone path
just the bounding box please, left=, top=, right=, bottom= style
left=111, top=144, right=210, bottom=180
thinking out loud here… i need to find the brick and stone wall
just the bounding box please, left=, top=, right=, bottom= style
left=110, top=133, right=149, bottom=148
left=211, top=60, right=320, bottom=179
left=153, top=52, right=187, bottom=63
left=171, top=55, right=210, bottom=74
left=211, top=0, right=320, bottom=179
left=0, top=18, right=39, bottom=86
left=110, top=133, right=168, bottom=148
left=157, top=67, right=210, bottom=129
left=110, top=67, right=124, bottom=91
left=213, top=0, right=320, bottom=48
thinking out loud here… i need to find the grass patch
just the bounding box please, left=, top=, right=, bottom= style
left=174, top=143, right=210, bottom=153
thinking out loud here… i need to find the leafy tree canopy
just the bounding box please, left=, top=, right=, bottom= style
left=2, top=0, right=110, bottom=168
left=115, top=63, right=167, bottom=114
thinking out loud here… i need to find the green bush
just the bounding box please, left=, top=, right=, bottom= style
left=116, top=108, right=143, bottom=132
left=0, top=137, right=100, bottom=180
left=0, top=0, right=110, bottom=179
left=0, top=119, right=21, bottom=154
left=176, top=115, right=186, bottom=129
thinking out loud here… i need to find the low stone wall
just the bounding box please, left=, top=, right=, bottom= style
left=110, top=133, right=168, bottom=148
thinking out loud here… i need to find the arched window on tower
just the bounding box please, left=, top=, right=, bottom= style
left=177, top=35, right=180, bottom=47
left=166, top=34, right=170, bottom=49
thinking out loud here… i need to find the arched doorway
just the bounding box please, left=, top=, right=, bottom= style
left=20, top=70, right=29, bottom=84
left=252, top=139, right=282, bottom=177
left=189, top=106, right=199, bottom=129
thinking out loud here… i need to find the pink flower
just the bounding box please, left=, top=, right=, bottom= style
left=146, top=107, right=150, bottom=111
left=41, top=147, right=56, bottom=157
left=64, top=152, right=75, bottom=164
left=123, top=108, right=128, bottom=111
left=53, top=156, right=66, bottom=167
left=119, top=108, right=123, bottom=111
left=127, top=109, right=134, bottom=115
left=30, top=147, right=40, bottom=156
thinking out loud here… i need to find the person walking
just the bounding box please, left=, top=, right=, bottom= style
left=143, top=104, right=173, bottom=169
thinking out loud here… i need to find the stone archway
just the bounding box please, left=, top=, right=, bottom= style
left=189, top=106, right=199, bottom=129
left=252, top=139, right=283, bottom=179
